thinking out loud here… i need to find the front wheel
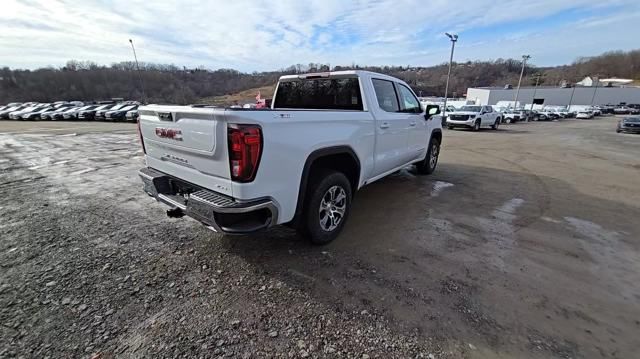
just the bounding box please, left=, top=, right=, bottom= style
left=416, top=136, right=440, bottom=175
left=301, top=170, right=352, bottom=245
left=473, top=120, right=481, bottom=131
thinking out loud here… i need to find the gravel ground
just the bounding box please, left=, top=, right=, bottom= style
left=1, top=118, right=639, bottom=358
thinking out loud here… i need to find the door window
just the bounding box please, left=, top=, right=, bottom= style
left=396, top=84, right=422, bottom=113
left=372, top=79, right=399, bottom=112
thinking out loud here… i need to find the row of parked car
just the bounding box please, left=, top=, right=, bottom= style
left=499, top=104, right=640, bottom=122
left=442, top=102, right=630, bottom=131
left=0, top=101, right=140, bottom=122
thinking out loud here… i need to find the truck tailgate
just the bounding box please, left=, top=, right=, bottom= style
left=138, top=105, right=234, bottom=197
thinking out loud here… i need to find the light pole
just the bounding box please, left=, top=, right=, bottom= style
left=513, top=54, right=530, bottom=110
left=567, top=83, right=577, bottom=112
left=590, top=76, right=599, bottom=107
left=529, top=73, right=540, bottom=112
left=129, top=39, right=147, bottom=104
left=443, top=33, right=458, bottom=117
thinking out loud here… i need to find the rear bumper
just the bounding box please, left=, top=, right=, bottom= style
left=139, top=167, right=278, bottom=234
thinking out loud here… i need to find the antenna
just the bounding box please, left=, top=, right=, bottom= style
left=129, top=39, right=147, bottom=104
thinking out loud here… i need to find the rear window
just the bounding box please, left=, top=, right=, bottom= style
left=274, top=77, right=363, bottom=110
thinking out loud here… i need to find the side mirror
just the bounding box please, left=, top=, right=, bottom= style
left=424, top=104, right=441, bottom=120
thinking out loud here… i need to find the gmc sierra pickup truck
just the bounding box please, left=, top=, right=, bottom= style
left=137, top=70, right=442, bottom=244
left=445, top=105, right=502, bottom=131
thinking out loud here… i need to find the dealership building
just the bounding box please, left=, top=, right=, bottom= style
left=466, top=85, right=640, bottom=107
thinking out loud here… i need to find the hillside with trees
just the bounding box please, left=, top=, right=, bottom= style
left=1, top=49, right=638, bottom=105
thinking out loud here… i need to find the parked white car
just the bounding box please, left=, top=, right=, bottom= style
left=502, top=109, right=528, bottom=123
left=61, top=105, right=98, bottom=120
left=137, top=71, right=443, bottom=244
left=445, top=105, right=502, bottom=130
left=576, top=111, right=594, bottom=119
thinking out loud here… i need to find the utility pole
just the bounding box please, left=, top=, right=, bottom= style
left=513, top=54, right=530, bottom=110
left=529, top=73, right=540, bottom=112
left=129, top=39, right=147, bottom=104
left=443, top=33, right=458, bottom=117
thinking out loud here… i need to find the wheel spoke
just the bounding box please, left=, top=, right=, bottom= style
left=321, top=197, right=329, bottom=208
left=320, top=213, right=329, bottom=230
left=328, top=186, right=337, bottom=201
left=330, top=214, right=338, bottom=229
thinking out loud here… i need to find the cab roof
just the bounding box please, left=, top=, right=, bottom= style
left=279, top=70, right=403, bottom=83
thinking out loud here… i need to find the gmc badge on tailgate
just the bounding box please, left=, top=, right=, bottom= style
left=155, top=127, right=183, bottom=141
left=157, top=112, right=173, bottom=121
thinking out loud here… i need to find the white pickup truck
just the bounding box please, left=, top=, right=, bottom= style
left=137, top=70, right=442, bottom=244
left=445, top=105, right=502, bottom=131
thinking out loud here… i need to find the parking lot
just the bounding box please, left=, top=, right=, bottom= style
left=1, top=117, right=639, bottom=358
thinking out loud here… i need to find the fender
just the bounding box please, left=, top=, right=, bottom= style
left=430, top=128, right=443, bottom=146
left=289, top=146, right=361, bottom=227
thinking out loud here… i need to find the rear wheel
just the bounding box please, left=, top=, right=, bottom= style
left=301, top=170, right=352, bottom=245
left=491, top=118, right=500, bottom=130
left=416, top=136, right=440, bottom=175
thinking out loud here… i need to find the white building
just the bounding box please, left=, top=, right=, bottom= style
left=576, top=76, right=634, bottom=87
left=466, top=86, right=640, bottom=107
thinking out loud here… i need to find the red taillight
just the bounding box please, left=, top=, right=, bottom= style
left=228, top=124, right=262, bottom=182
left=137, top=118, right=146, bottom=154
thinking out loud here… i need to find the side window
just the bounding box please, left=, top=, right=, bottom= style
left=396, top=84, right=422, bottom=113
left=372, top=79, right=399, bottom=112
left=485, top=106, right=492, bottom=113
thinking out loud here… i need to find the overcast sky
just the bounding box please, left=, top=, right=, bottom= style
left=1, top=0, right=639, bottom=71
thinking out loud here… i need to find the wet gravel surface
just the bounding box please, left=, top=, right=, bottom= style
left=1, top=118, right=639, bottom=358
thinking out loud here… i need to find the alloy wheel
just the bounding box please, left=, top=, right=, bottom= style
left=318, top=185, right=347, bottom=232
left=429, top=142, right=439, bottom=169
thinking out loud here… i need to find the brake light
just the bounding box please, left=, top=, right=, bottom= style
left=137, top=118, right=146, bottom=154
left=228, top=124, right=262, bottom=182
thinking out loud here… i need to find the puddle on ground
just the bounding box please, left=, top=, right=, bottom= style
left=564, top=216, right=640, bottom=299
left=430, top=181, right=454, bottom=197
left=477, top=198, right=525, bottom=271
left=564, top=217, right=619, bottom=242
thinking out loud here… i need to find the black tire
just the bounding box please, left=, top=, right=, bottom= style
left=447, top=125, right=454, bottom=130
left=301, top=170, right=352, bottom=245
left=473, top=120, right=481, bottom=131
left=491, top=118, right=500, bottom=130
left=416, top=136, right=440, bottom=175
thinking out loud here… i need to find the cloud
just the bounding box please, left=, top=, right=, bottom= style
left=0, top=0, right=639, bottom=71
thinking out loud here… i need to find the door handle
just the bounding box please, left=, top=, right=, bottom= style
left=380, top=122, right=390, bottom=129
left=409, top=121, right=417, bottom=127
